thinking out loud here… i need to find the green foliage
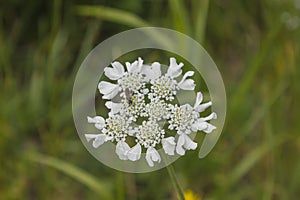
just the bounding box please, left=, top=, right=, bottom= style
left=0, top=0, right=299, bottom=199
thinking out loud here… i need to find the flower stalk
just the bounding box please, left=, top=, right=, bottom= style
left=166, top=163, right=185, bottom=200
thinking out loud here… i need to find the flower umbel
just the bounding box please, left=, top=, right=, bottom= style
left=85, top=57, right=217, bottom=167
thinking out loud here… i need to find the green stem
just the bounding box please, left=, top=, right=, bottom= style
left=166, top=164, right=185, bottom=200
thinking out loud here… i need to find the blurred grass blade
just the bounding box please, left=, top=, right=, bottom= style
left=168, top=0, right=190, bottom=34
left=75, top=5, right=149, bottom=28
left=46, top=30, right=68, bottom=88
left=75, top=5, right=174, bottom=57
left=193, top=0, right=209, bottom=43
left=229, top=136, right=288, bottom=186
left=231, top=23, right=282, bottom=111
left=51, top=0, right=62, bottom=36
left=225, top=82, right=289, bottom=158
left=27, top=152, right=112, bottom=199
left=73, top=21, right=101, bottom=71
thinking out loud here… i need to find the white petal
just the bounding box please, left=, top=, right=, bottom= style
left=94, top=123, right=104, bottom=130
left=104, top=62, right=124, bottom=80
left=191, top=123, right=198, bottom=132
left=116, top=141, right=130, bottom=160
left=127, top=143, right=141, bottom=161
left=178, top=71, right=194, bottom=85
left=145, top=148, right=154, bottom=167
left=85, top=134, right=98, bottom=142
left=183, top=134, right=197, bottom=150
left=162, top=137, right=176, bottom=155
left=191, top=122, right=207, bottom=132
left=140, top=65, right=153, bottom=81
left=125, top=62, right=132, bottom=72
left=195, top=102, right=212, bottom=112
left=87, top=116, right=105, bottom=124
left=133, top=57, right=144, bottom=73
left=202, top=122, right=216, bottom=133
left=193, top=120, right=216, bottom=133
left=176, top=134, right=186, bottom=155
left=142, top=62, right=161, bottom=81
left=98, top=81, right=117, bottom=94
left=98, top=81, right=119, bottom=99
left=104, top=69, right=121, bottom=80
left=150, top=62, right=161, bottom=79
left=112, top=61, right=125, bottom=74
left=178, top=79, right=195, bottom=90
left=102, top=90, right=119, bottom=100
left=151, top=149, right=161, bottom=162
left=177, top=71, right=195, bottom=90
left=126, top=57, right=144, bottom=73
left=146, top=147, right=161, bottom=167
left=92, top=134, right=107, bottom=148
left=111, top=61, right=124, bottom=74
left=166, top=57, right=183, bottom=78
left=200, top=112, right=217, bottom=122
left=87, top=116, right=105, bottom=130
left=194, top=92, right=203, bottom=108
left=103, top=89, right=119, bottom=100
left=105, top=101, right=123, bottom=115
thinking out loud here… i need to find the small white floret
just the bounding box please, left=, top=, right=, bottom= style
left=162, top=137, right=176, bottom=155
left=145, top=146, right=161, bottom=167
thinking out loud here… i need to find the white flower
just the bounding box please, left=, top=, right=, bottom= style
left=85, top=134, right=112, bottom=148
left=144, top=98, right=169, bottom=120
left=194, top=92, right=212, bottom=112
left=125, top=57, right=143, bottom=74
left=118, top=72, right=145, bottom=92
left=104, top=61, right=125, bottom=80
left=121, top=91, right=145, bottom=121
left=146, top=146, right=161, bottom=167
left=86, top=57, right=218, bottom=167
left=104, top=58, right=143, bottom=81
left=116, top=141, right=142, bottom=161
left=98, top=58, right=146, bottom=100
left=177, top=71, right=195, bottom=90
left=87, top=116, right=105, bottom=130
left=105, top=101, right=123, bottom=115
left=127, top=143, right=142, bottom=161
left=168, top=104, right=196, bottom=134
left=102, top=115, right=129, bottom=142
left=150, top=75, right=177, bottom=101
left=168, top=92, right=216, bottom=137
left=141, top=62, right=161, bottom=81
left=98, top=81, right=120, bottom=99
left=147, top=57, right=182, bottom=101
left=176, top=134, right=198, bottom=155
left=135, top=120, right=165, bottom=148
left=165, top=57, right=183, bottom=78
left=191, top=112, right=217, bottom=133
left=116, top=140, right=130, bottom=160
left=149, top=58, right=195, bottom=101
left=162, top=137, right=176, bottom=155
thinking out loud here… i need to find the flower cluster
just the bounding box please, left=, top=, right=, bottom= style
left=85, top=57, right=217, bottom=167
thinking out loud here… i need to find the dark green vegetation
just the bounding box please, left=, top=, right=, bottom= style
left=1, top=0, right=299, bottom=199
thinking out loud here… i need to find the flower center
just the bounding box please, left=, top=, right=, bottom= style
left=144, top=99, right=168, bottom=121
left=150, top=76, right=177, bottom=101
left=102, top=115, right=129, bottom=142
left=121, top=92, right=145, bottom=121
left=118, top=72, right=145, bottom=92
left=168, top=104, right=195, bottom=134
left=135, top=120, right=165, bottom=148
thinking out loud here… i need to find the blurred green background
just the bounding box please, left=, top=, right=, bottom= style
left=1, top=0, right=299, bottom=199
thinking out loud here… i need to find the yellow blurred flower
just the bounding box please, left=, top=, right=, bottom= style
left=184, top=189, right=202, bottom=200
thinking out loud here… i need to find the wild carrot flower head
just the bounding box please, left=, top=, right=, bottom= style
left=85, top=57, right=217, bottom=167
